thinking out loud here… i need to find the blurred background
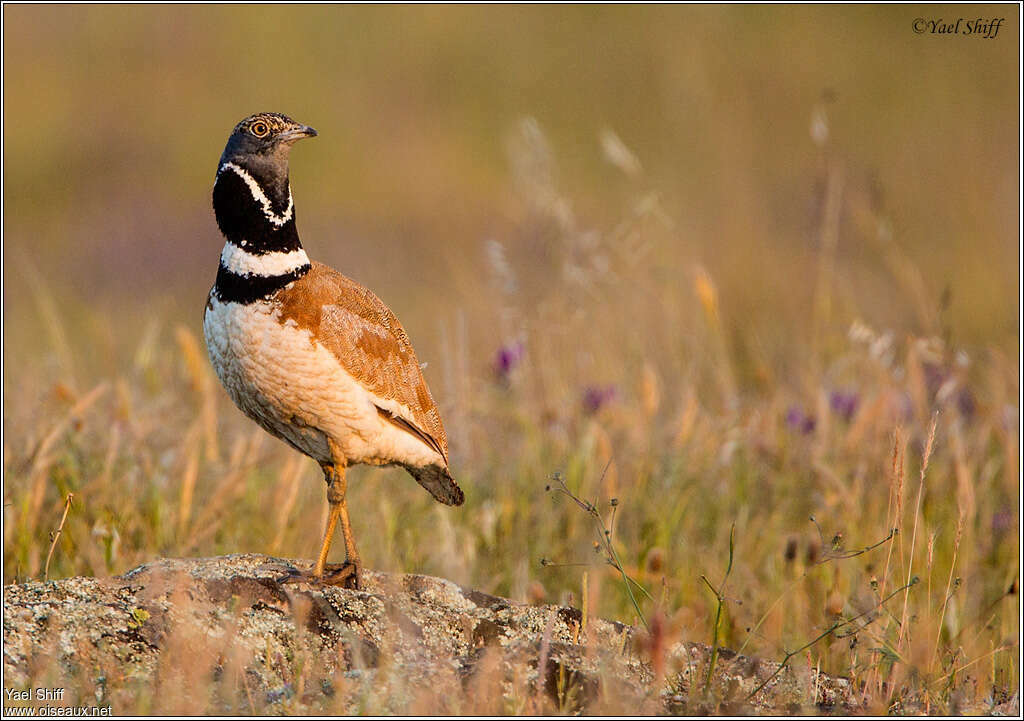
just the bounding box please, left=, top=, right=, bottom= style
left=4, top=5, right=1017, bottom=358
left=2, top=4, right=1019, bottom=706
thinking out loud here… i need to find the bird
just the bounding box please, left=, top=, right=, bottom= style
left=203, top=112, right=463, bottom=589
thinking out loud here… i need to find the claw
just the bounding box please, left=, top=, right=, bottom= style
left=322, top=562, right=360, bottom=589
left=277, top=562, right=361, bottom=590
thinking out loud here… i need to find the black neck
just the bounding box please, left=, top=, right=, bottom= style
left=212, top=162, right=303, bottom=255
left=211, top=161, right=310, bottom=304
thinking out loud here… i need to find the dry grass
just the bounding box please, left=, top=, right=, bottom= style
left=2, top=5, right=1018, bottom=714
left=4, top=120, right=1018, bottom=713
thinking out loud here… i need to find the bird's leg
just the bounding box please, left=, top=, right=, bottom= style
left=311, top=464, right=343, bottom=579
left=334, top=469, right=362, bottom=587
left=316, top=462, right=360, bottom=589
left=280, top=462, right=359, bottom=589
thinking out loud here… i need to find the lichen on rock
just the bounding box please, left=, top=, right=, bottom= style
left=3, top=553, right=875, bottom=714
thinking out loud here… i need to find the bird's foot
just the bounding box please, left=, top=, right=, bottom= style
left=322, top=561, right=361, bottom=589
left=277, top=562, right=361, bottom=590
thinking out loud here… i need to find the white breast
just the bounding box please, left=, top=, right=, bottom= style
left=203, top=294, right=442, bottom=469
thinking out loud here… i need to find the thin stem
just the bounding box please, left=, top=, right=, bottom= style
left=44, top=493, right=74, bottom=581
left=625, top=573, right=657, bottom=603
left=926, top=645, right=1010, bottom=689
left=899, top=413, right=937, bottom=648
left=703, top=524, right=736, bottom=691
left=602, top=523, right=649, bottom=631
left=546, top=471, right=650, bottom=631
left=746, top=577, right=918, bottom=703
left=737, top=522, right=895, bottom=656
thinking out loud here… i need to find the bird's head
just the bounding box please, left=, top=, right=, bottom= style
left=218, top=112, right=317, bottom=180
left=214, top=113, right=317, bottom=244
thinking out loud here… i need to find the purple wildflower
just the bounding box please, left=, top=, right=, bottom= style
left=785, top=406, right=816, bottom=435
left=829, top=390, right=859, bottom=422
left=582, top=385, right=618, bottom=415
left=493, top=341, right=524, bottom=379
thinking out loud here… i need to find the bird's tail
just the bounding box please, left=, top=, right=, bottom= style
left=406, top=463, right=464, bottom=506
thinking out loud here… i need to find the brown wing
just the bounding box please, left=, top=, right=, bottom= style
left=273, top=261, right=449, bottom=463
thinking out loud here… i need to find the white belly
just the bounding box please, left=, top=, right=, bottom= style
left=203, top=294, right=440, bottom=468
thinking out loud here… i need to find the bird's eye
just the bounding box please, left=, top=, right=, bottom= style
left=250, top=122, right=270, bottom=138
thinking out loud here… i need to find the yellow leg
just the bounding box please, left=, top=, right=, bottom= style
left=312, top=497, right=342, bottom=579
left=337, top=487, right=361, bottom=575
left=310, top=463, right=361, bottom=588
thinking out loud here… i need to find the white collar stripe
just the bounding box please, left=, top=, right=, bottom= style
left=220, top=242, right=310, bottom=277
left=219, top=162, right=294, bottom=227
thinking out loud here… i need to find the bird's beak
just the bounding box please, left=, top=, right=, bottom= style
left=281, top=124, right=318, bottom=143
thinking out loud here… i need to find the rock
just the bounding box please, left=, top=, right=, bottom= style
left=3, top=554, right=866, bottom=714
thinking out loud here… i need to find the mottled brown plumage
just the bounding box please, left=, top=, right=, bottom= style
left=273, top=261, right=449, bottom=464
